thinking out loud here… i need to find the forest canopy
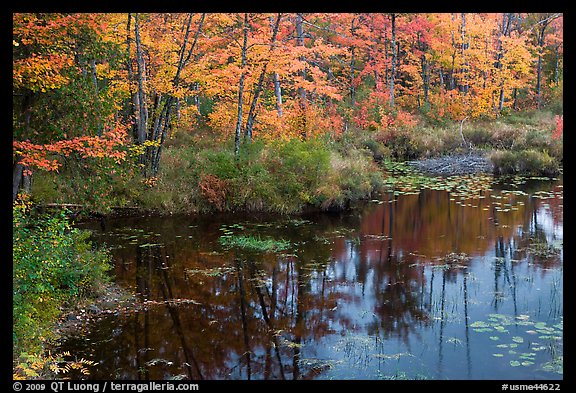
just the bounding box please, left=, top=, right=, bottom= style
left=13, top=13, right=563, bottom=205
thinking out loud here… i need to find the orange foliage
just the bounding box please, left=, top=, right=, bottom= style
left=13, top=125, right=128, bottom=175
left=13, top=12, right=563, bottom=160
left=199, top=173, right=228, bottom=211
left=552, top=115, right=563, bottom=140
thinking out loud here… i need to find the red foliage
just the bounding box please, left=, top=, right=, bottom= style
left=552, top=115, right=563, bottom=140
left=198, top=173, right=228, bottom=211
left=13, top=125, right=128, bottom=175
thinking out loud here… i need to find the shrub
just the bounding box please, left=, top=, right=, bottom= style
left=13, top=197, right=111, bottom=355
left=515, top=150, right=559, bottom=176
left=375, top=130, right=420, bottom=161
left=363, top=138, right=391, bottom=162
left=198, top=173, right=228, bottom=211
left=491, top=123, right=523, bottom=150
left=463, top=127, right=493, bottom=147
left=490, top=150, right=519, bottom=175
left=490, top=149, right=560, bottom=176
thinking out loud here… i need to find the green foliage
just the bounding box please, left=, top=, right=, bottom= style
left=378, top=131, right=420, bottom=161
left=31, top=153, right=141, bottom=213
left=197, top=148, right=240, bottom=180
left=219, top=234, right=291, bottom=253
left=490, top=149, right=560, bottom=176
left=142, top=137, right=382, bottom=214
left=489, top=150, right=517, bottom=175
left=362, top=138, right=392, bottom=162
left=463, top=127, right=493, bottom=147
left=13, top=197, right=111, bottom=355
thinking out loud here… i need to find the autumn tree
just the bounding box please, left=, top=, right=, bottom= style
left=527, top=13, right=562, bottom=109
left=125, top=13, right=206, bottom=176
left=13, top=13, right=128, bottom=202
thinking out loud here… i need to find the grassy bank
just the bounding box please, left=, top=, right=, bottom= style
left=28, top=110, right=562, bottom=215
left=13, top=196, right=113, bottom=378
left=138, top=137, right=383, bottom=214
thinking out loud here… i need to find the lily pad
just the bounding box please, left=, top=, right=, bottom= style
left=469, top=321, right=489, bottom=329
left=510, top=361, right=521, bottom=367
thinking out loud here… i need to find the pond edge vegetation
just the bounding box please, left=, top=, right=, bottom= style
left=29, top=110, right=563, bottom=218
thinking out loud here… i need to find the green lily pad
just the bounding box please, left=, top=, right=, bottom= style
left=473, top=328, right=493, bottom=333
left=512, top=336, right=524, bottom=343
left=510, top=361, right=521, bottom=367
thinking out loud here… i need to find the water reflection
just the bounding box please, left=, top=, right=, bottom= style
left=65, top=177, right=562, bottom=380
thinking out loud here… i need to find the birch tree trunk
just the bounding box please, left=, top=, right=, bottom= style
left=389, top=13, right=396, bottom=108
left=134, top=13, right=148, bottom=147
left=235, top=13, right=249, bottom=158
left=535, top=27, right=546, bottom=110
left=296, top=13, right=307, bottom=139
left=273, top=72, right=283, bottom=117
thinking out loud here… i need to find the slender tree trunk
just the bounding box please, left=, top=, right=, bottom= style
left=13, top=155, right=25, bottom=203
left=497, top=13, right=513, bottom=113
left=134, top=13, right=148, bottom=147
left=498, top=89, right=506, bottom=112
left=554, top=46, right=560, bottom=87
left=389, top=13, right=396, bottom=108
left=193, top=81, right=201, bottom=114
left=459, top=13, right=469, bottom=94
left=420, top=47, right=429, bottom=105
left=244, top=13, right=282, bottom=141
left=235, top=13, right=249, bottom=158
left=449, top=14, right=456, bottom=91
left=273, top=72, right=283, bottom=117
left=151, top=13, right=205, bottom=175
left=350, top=46, right=356, bottom=107
left=296, top=13, right=307, bottom=139
left=126, top=13, right=139, bottom=142
left=384, top=28, right=389, bottom=87
left=536, top=27, right=546, bottom=110
left=13, top=92, right=34, bottom=202
left=439, top=67, right=445, bottom=92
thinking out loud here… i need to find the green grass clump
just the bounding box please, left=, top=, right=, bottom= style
left=219, top=234, right=290, bottom=252
left=490, top=149, right=560, bottom=176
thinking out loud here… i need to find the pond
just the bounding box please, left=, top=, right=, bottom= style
left=63, top=174, right=563, bottom=380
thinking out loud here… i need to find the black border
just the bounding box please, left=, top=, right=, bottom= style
left=6, top=2, right=571, bottom=391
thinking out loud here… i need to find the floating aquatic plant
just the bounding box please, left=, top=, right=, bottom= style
left=219, top=234, right=291, bottom=252
left=470, top=314, right=562, bottom=373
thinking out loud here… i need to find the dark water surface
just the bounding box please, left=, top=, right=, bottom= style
left=65, top=176, right=563, bottom=380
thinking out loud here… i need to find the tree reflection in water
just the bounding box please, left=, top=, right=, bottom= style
left=63, top=178, right=562, bottom=380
